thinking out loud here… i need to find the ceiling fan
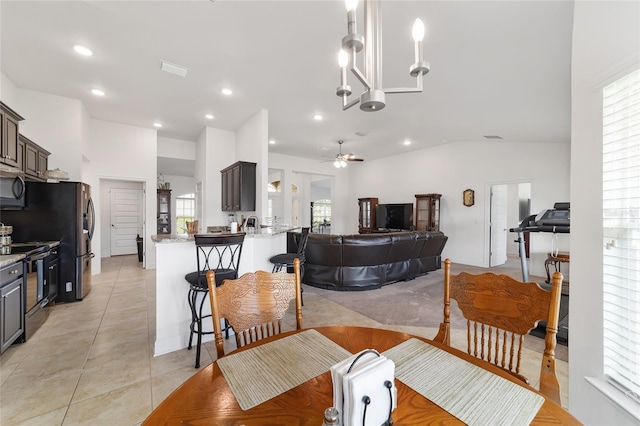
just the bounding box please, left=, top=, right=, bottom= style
left=332, top=140, right=364, bottom=168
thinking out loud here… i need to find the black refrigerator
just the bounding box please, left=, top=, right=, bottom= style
left=3, top=181, right=95, bottom=302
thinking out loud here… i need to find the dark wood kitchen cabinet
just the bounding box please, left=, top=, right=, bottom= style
left=0, top=260, right=25, bottom=354
left=221, top=161, right=256, bottom=211
left=0, top=101, right=24, bottom=169
left=21, top=134, right=49, bottom=181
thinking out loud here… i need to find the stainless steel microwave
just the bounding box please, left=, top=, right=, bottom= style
left=0, top=173, right=26, bottom=209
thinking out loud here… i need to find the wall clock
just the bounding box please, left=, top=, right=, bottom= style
left=463, top=189, right=475, bottom=207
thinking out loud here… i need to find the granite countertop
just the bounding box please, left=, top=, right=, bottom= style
left=152, top=227, right=300, bottom=244
left=0, top=254, right=26, bottom=268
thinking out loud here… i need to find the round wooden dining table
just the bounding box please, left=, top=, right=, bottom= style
left=143, top=326, right=580, bottom=425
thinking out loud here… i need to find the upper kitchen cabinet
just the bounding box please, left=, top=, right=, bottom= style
left=21, top=135, right=49, bottom=182
left=0, top=102, right=25, bottom=169
left=221, top=161, right=256, bottom=211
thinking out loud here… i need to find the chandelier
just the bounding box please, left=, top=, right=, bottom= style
left=336, top=0, right=429, bottom=111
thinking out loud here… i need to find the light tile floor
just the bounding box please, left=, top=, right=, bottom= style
left=0, top=255, right=568, bottom=425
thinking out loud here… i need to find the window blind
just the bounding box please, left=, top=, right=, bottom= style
left=602, top=68, right=640, bottom=403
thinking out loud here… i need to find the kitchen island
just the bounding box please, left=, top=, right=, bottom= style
left=152, top=229, right=292, bottom=356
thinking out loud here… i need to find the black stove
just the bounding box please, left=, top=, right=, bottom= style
left=5, top=242, right=51, bottom=256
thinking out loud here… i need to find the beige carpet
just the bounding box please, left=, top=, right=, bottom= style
left=300, top=259, right=568, bottom=363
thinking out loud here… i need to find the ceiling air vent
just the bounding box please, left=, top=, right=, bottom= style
left=161, top=61, right=189, bottom=78
left=483, top=135, right=503, bottom=139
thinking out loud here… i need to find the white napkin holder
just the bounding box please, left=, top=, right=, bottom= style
left=330, top=349, right=397, bottom=426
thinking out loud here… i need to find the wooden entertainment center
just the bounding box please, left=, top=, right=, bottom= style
left=358, top=194, right=441, bottom=234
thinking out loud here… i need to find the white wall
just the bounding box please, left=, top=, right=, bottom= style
left=311, top=185, right=331, bottom=202
left=99, top=179, right=144, bottom=257
left=157, top=136, right=195, bottom=160
left=13, top=88, right=84, bottom=181
left=88, top=119, right=157, bottom=272
left=570, top=1, right=640, bottom=424
left=236, top=109, right=268, bottom=220
left=197, top=126, right=235, bottom=228
left=348, top=141, right=570, bottom=272
left=1, top=72, right=18, bottom=106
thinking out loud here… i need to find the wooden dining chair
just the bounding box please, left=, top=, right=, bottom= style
left=434, top=258, right=563, bottom=404
left=206, top=258, right=303, bottom=359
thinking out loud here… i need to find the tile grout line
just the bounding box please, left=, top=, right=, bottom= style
left=59, top=256, right=123, bottom=425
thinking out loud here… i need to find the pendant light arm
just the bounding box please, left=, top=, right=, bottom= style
left=341, top=95, right=361, bottom=110
left=384, top=76, right=425, bottom=94
left=350, top=64, right=371, bottom=90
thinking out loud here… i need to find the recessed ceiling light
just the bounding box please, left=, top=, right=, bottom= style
left=91, top=89, right=105, bottom=96
left=73, top=45, right=93, bottom=56
left=269, top=139, right=275, bottom=145
left=205, top=114, right=214, bottom=120
left=221, top=88, right=233, bottom=96
left=403, top=139, right=411, bottom=145
left=313, top=114, right=323, bottom=121
left=153, top=122, right=163, bottom=128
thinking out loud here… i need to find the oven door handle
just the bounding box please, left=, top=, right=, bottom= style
left=26, top=250, right=51, bottom=262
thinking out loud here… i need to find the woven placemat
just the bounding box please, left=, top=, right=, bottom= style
left=217, top=329, right=352, bottom=410
left=384, top=338, right=545, bottom=426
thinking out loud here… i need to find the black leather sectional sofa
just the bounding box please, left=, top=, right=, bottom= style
left=302, top=231, right=448, bottom=291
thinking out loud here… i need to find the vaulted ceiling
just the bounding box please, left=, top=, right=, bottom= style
left=1, top=1, right=573, bottom=168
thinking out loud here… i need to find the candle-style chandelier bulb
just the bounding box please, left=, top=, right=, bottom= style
left=338, top=50, right=349, bottom=68
left=337, top=0, right=430, bottom=111
left=412, top=18, right=425, bottom=42
left=345, top=0, right=359, bottom=12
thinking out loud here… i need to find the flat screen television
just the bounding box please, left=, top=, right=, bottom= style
left=376, top=203, right=414, bottom=230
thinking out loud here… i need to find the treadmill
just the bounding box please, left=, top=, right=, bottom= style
left=509, top=202, right=570, bottom=344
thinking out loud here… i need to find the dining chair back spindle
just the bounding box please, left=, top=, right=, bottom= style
left=434, top=258, right=562, bottom=404
left=207, top=258, right=303, bottom=358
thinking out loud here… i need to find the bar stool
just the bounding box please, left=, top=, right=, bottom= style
left=269, top=227, right=310, bottom=273
left=545, top=251, right=569, bottom=284
left=269, top=228, right=309, bottom=305
left=185, top=233, right=245, bottom=368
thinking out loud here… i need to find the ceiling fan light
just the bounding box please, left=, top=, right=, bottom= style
left=334, top=159, right=341, bottom=168
left=340, top=159, right=347, bottom=168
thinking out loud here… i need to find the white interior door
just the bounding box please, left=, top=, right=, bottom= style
left=110, top=188, right=144, bottom=256
left=490, top=184, right=508, bottom=267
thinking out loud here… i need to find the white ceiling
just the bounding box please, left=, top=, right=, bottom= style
left=1, top=0, right=573, bottom=172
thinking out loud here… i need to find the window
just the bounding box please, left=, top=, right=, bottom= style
left=176, top=193, right=195, bottom=235
left=312, top=199, right=331, bottom=232
left=602, top=68, right=640, bottom=403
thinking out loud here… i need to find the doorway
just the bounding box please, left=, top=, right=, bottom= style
left=100, top=179, right=145, bottom=258
left=110, top=188, right=144, bottom=255
left=488, top=182, right=531, bottom=267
